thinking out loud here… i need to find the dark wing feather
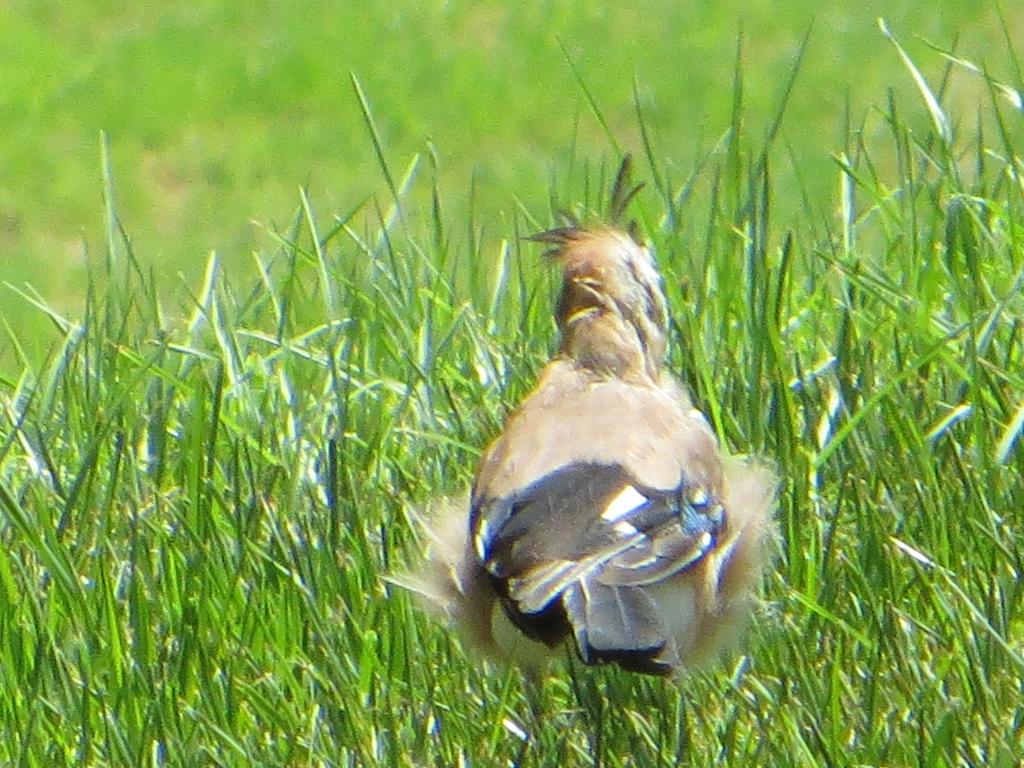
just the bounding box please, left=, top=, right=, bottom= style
left=470, top=462, right=725, bottom=673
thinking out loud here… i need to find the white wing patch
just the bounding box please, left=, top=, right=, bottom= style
left=601, top=485, right=647, bottom=522
left=613, top=521, right=639, bottom=537
left=473, top=520, right=490, bottom=561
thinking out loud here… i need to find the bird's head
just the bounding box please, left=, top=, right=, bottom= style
left=529, top=159, right=669, bottom=381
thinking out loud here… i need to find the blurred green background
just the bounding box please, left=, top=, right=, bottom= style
left=1, top=0, right=1020, bottom=366
left=2, top=4, right=1023, bottom=764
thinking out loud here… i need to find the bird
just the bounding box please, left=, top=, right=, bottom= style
left=401, top=157, right=776, bottom=677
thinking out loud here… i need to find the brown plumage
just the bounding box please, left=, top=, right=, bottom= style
left=401, top=158, right=776, bottom=676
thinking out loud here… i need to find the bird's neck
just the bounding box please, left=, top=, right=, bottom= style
left=560, top=310, right=661, bottom=383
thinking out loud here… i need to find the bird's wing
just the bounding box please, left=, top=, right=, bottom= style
left=471, top=461, right=725, bottom=673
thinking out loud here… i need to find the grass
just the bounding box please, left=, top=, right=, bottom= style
left=2, top=17, right=1024, bottom=768
left=2, top=0, right=1022, bottom=366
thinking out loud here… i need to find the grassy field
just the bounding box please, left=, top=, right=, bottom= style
left=2, top=1, right=1022, bottom=364
left=2, top=3, right=1024, bottom=767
